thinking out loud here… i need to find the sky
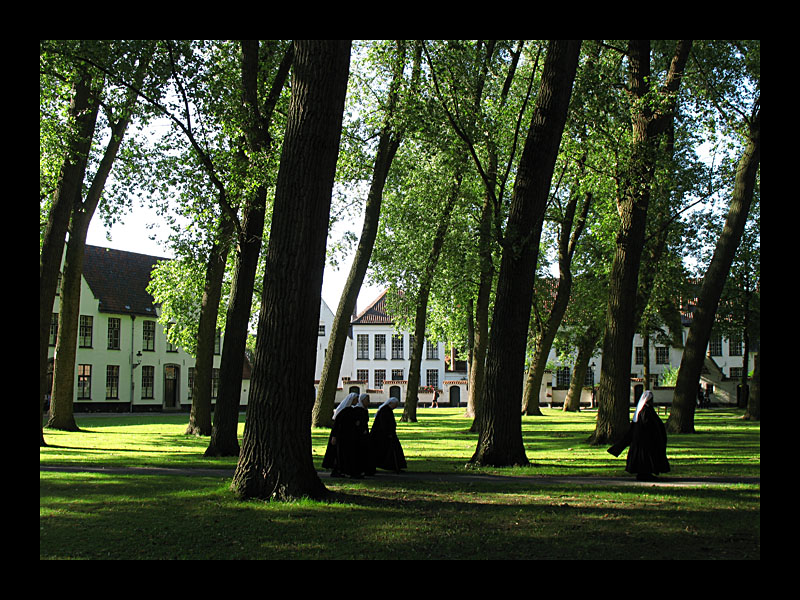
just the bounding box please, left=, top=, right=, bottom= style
left=85, top=204, right=384, bottom=315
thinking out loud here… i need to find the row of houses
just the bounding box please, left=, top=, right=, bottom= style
left=46, top=245, right=751, bottom=412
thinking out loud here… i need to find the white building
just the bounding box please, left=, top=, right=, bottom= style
left=318, top=290, right=447, bottom=407
left=47, top=246, right=749, bottom=411
left=47, top=246, right=249, bottom=412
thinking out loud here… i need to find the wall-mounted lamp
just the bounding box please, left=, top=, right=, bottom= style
left=133, top=350, right=143, bottom=368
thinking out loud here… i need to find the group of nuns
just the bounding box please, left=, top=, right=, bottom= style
left=322, top=393, right=407, bottom=478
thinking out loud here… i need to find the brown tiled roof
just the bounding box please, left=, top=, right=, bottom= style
left=82, top=245, right=168, bottom=316
left=351, top=290, right=394, bottom=325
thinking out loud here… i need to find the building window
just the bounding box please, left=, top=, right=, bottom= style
left=79, top=315, right=93, bottom=348
left=426, top=369, right=439, bottom=389
left=426, top=339, right=439, bottom=360
left=584, top=367, right=595, bottom=386
left=143, top=321, right=156, bottom=351
left=107, top=317, right=121, bottom=350
left=392, top=334, right=404, bottom=359
left=730, top=367, right=744, bottom=378
left=188, top=368, right=194, bottom=399
left=709, top=334, right=723, bottom=356
left=214, top=330, right=221, bottom=355
left=77, top=364, right=92, bottom=399
left=556, top=367, right=571, bottom=388
left=106, top=365, right=120, bottom=399
left=50, top=313, right=58, bottom=346
left=318, top=324, right=326, bottom=336
left=655, top=347, right=670, bottom=365
left=635, top=346, right=644, bottom=365
left=357, top=334, right=369, bottom=359
left=356, top=369, right=369, bottom=383
left=142, top=366, right=155, bottom=399
left=392, top=369, right=404, bottom=381
left=374, top=334, right=386, bottom=359
left=374, top=369, right=386, bottom=389
left=729, top=333, right=743, bottom=356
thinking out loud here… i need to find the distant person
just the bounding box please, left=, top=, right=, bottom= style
left=369, top=397, right=407, bottom=473
left=323, top=393, right=370, bottom=478
left=607, top=390, right=670, bottom=481
left=431, top=388, right=439, bottom=408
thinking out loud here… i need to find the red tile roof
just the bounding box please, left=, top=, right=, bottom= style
left=351, top=290, right=394, bottom=325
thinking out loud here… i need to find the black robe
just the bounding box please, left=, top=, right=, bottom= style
left=322, top=406, right=370, bottom=477
left=608, top=403, right=670, bottom=476
left=369, top=404, right=407, bottom=472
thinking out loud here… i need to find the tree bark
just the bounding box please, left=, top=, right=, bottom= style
left=401, top=171, right=462, bottom=422
left=48, top=49, right=152, bottom=432
left=589, top=40, right=691, bottom=445
left=471, top=40, right=580, bottom=467
left=186, top=216, right=232, bottom=436
left=668, top=107, right=760, bottom=433
left=231, top=40, right=351, bottom=501
left=40, top=63, right=99, bottom=442
left=206, top=41, right=293, bottom=456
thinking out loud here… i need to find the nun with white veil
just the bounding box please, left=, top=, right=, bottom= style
left=322, top=393, right=371, bottom=478
left=369, top=396, right=407, bottom=473
left=608, top=390, right=670, bottom=481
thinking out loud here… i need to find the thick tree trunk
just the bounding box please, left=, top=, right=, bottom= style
left=47, top=52, right=150, bottom=432
left=186, top=217, right=232, bottom=436
left=668, top=107, right=760, bottom=433
left=589, top=40, right=691, bottom=445
left=743, top=350, right=760, bottom=421
left=231, top=40, right=351, bottom=501
left=471, top=40, right=580, bottom=467
left=40, top=65, right=99, bottom=443
left=205, top=195, right=265, bottom=455
left=206, top=42, right=293, bottom=456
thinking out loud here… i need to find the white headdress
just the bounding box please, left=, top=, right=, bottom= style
left=633, top=390, right=653, bottom=422
left=333, top=392, right=359, bottom=419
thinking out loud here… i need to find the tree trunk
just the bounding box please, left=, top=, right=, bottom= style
left=186, top=216, right=232, bottom=436
left=563, top=325, right=600, bottom=412
left=743, top=349, right=759, bottom=421
left=401, top=171, right=462, bottom=423
left=205, top=195, right=264, bottom=455
left=206, top=41, right=293, bottom=456
left=668, top=107, right=760, bottom=433
left=47, top=51, right=151, bottom=432
left=471, top=40, right=580, bottom=467
left=40, top=64, right=99, bottom=443
left=312, top=117, right=401, bottom=428
left=589, top=40, right=691, bottom=445
left=231, top=40, right=351, bottom=501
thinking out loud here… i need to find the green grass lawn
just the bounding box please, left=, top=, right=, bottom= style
left=40, top=407, right=759, bottom=560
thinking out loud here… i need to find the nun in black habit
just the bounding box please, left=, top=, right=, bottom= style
left=369, top=397, right=407, bottom=473
left=608, top=390, right=670, bottom=481
left=322, top=393, right=371, bottom=478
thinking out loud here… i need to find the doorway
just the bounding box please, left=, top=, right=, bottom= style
left=164, top=365, right=179, bottom=409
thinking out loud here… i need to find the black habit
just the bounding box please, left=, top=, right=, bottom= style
left=369, top=404, right=407, bottom=472
left=608, top=402, right=670, bottom=478
left=322, top=405, right=370, bottom=477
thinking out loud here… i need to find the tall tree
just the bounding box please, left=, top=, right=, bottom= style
left=589, top=40, right=691, bottom=445
left=40, top=43, right=102, bottom=444
left=47, top=42, right=156, bottom=432
left=206, top=40, right=293, bottom=455
left=312, top=40, right=415, bottom=429
left=231, top=40, right=351, bottom=501
left=471, top=40, right=581, bottom=467
left=668, top=103, right=759, bottom=432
